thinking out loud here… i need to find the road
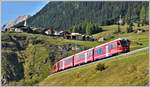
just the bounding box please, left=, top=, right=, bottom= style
left=46, top=47, right=149, bottom=79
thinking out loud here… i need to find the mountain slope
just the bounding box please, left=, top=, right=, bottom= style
left=27, top=1, right=149, bottom=30
left=2, top=15, right=30, bottom=30
left=2, top=23, right=149, bottom=86
left=39, top=48, right=149, bottom=86
left=2, top=23, right=148, bottom=86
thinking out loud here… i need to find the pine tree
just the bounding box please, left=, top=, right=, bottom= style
left=72, top=26, right=76, bottom=33
left=140, top=5, right=146, bottom=26
left=86, top=22, right=90, bottom=35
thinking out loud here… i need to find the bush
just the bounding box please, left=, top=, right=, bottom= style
left=127, top=23, right=134, bottom=33
left=95, top=63, right=106, bottom=71
left=75, top=72, right=81, bottom=78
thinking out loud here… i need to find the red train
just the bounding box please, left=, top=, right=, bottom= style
left=52, top=38, right=130, bottom=73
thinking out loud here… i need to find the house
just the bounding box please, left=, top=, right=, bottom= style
left=71, top=33, right=82, bottom=40
left=53, top=30, right=64, bottom=36
left=14, top=28, right=23, bottom=32
left=63, top=32, right=83, bottom=40
left=98, top=37, right=105, bottom=42
left=7, top=27, right=15, bottom=32
left=58, top=31, right=64, bottom=36
left=54, top=31, right=59, bottom=36
left=134, top=29, right=145, bottom=34
left=44, top=29, right=53, bottom=35
left=45, top=30, right=50, bottom=35
left=63, top=32, right=71, bottom=39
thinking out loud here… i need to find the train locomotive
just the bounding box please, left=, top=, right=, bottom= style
left=52, top=38, right=130, bottom=73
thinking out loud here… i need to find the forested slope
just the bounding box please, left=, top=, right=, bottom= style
left=27, top=1, right=149, bottom=30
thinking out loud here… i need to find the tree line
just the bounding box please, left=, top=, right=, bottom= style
left=68, top=21, right=103, bottom=35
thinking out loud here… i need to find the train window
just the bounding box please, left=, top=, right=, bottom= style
left=76, top=53, right=85, bottom=60
left=99, top=48, right=103, bottom=54
left=80, top=54, right=85, bottom=59
left=117, top=42, right=121, bottom=46
left=109, top=43, right=114, bottom=50
left=96, top=48, right=99, bottom=54
left=88, top=50, right=92, bottom=57
left=121, top=40, right=128, bottom=47
left=65, top=58, right=72, bottom=64
left=109, top=44, right=112, bottom=49
left=112, top=43, right=115, bottom=48
left=96, top=48, right=103, bottom=54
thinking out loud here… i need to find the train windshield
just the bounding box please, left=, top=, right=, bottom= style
left=121, top=39, right=129, bottom=47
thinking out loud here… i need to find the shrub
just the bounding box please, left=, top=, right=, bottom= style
left=95, top=63, right=106, bottom=71
left=127, top=23, right=134, bottom=33
left=75, top=72, right=80, bottom=78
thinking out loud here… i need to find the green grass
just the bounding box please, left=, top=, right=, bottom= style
left=94, top=24, right=148, bottom=38
left=2, top=32, right=99, bottom=48
left=93, top=24, right=149, bottom=51
left=1, top=24, right=148, bottom=86
left=39, top=49, right=149, bottom=86
left=1, top=32, right=99, bottom=86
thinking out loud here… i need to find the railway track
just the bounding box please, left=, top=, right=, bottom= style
left=46, top=47, right=149, bottom=79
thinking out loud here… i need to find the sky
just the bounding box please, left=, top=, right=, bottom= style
left=1, top=1, right=49, bottom=26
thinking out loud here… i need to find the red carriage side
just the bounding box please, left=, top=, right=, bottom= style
left=94, top=38, right=130, bottom=60
left=86, top=48, right=94, bottom=62
left=61, top=55, right=74, bottom=70
left=58, top=60, right=63, bottom=71
left=94, top=44, right=106, bottom=60
left=74, top=50, right=87, bottom=66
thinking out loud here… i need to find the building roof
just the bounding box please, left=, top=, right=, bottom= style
left=71, top=33, right=82, bottom=36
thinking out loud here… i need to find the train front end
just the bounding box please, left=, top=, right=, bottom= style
left=120, top=38, right=130, bottom=53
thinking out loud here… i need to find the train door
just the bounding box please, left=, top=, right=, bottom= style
left=106, top=45, right=109, bottom=57
left=62, top=61, right=65, bottom=70
left=85, top=52, right=87, bottom=63
left=117, top=40, right=122, bottom=52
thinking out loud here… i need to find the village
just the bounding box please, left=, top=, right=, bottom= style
left=2, top=20, right=97, bottom=41
left=2, top=16, right=147, bottom=43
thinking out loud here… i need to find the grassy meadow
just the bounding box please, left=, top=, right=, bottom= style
left=1, top=24, right=149, bottom=86
left=39, top=49, right=149, bottom=86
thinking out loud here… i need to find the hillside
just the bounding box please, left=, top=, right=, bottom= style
left=2, top=1, right=149, bottom=86
left=1, top=32, right=99, bottom=86
left=27, top=1, right=149, bottom=30
left=39, top=48, right=149, bottom=86
left=2, top=22, right=149, bottom=86
left=93, top=24, right=149, bottom=51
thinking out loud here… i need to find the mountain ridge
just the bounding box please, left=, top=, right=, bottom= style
left=1, top=15, right=30, bottom=31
